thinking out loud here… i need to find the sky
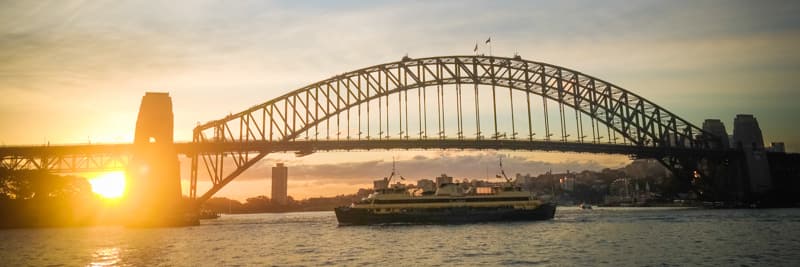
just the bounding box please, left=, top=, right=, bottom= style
left=1, top=0, right=799, bottom=200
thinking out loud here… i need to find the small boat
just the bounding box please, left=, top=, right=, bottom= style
left=580, top=203, right=592, bottom=210
left=198, top=209, right=220, bottom=220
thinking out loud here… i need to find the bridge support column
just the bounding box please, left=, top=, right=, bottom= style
left=658, top=155, right=722, bottom=201
left=660, top=153, right=748, bottom=202
left=697, top=156, right=746, bottom=201
left=125, top=92, right=195, bottom=226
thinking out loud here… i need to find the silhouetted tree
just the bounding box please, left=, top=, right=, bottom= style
left=0, top=168, right=98, bottom=228
left=0, top=168, right=90, bottom=200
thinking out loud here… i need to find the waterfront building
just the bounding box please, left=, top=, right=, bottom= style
left=435, top=174, right=453, bottom=185
left=271, top=163, right=288, bottom=205
left=559, top=177, right=575, bottom=192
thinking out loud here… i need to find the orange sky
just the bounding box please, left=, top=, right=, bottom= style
left=186, top=150, right=631, bottom=200
left=2, top=1, right=799, bottom=200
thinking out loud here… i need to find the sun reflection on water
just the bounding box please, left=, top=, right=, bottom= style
left=90, top=247, right=121, bottom=267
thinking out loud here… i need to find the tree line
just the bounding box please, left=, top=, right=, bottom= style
left=203, top=189, right=374, bottom=214
left=0, top=168, right=118, bottom=228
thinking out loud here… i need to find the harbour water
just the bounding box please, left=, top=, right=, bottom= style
left=2, top=207, right=800, bottom=266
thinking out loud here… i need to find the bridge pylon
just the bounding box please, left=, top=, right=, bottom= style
left=125, top=92, right=193, bottom=226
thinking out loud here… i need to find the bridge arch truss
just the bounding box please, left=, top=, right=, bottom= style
left=190, top=55, right=720, bottom=202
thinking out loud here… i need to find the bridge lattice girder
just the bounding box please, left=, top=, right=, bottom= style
left=0, top=144, right=131, bottom=173
left=190, top=55, right=720, bottom=202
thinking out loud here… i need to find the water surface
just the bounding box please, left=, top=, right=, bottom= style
left=2, top=207, right=799, bottom=266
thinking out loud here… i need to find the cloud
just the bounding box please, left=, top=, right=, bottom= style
left=228, top=151, right=624, bottom=185
left=1, top=0, right=798, bottom=152
left=184, top=150, right=630, bottom=200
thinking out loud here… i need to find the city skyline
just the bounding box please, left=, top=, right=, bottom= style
left=1, top=0, right=799, bottom=200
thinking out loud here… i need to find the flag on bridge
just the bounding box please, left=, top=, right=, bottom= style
left=485, top=37, right=491, bottom=44
left=473, top=43, right=478, bottom=52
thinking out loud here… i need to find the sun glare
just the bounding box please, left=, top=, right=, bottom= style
left=89, top=172, right=126, bottom=199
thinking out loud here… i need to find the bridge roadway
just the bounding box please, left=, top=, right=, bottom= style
left=1, top=140, right=731, bottom=172
left=179, top=140, right=726, bottom=159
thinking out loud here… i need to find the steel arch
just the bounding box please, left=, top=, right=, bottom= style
left=190, top=55, right=720, bottom=202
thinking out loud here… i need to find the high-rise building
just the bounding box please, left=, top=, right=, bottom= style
left=271, top=163, right=288, bottom=205
left=732, top=114, right=771, bottom=194
left=702, top=119, right=730, bottom=149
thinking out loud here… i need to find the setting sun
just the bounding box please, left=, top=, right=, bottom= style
left=88, top=172, right=126, bottom=199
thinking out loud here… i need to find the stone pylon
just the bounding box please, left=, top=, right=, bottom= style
left=733, top=114, right=772, bottom=196
left=125, top=92, right=188, bottom=226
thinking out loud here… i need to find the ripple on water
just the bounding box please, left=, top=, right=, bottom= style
left=89, top=247, right=121, bottom=267
left=500, top=259, right=551, bottom=265
left=1, top=209, right=800, bottom=266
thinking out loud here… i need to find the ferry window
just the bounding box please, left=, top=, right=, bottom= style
left=476, top=187, right=493, bottom=194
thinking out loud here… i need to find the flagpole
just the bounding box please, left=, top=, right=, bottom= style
left=487, top=37, right=492, bottom=57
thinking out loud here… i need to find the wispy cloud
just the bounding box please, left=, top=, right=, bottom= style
left=250, top=152, right=618, bottom=184
left=1, top=1, right=798, bottom=148
left=186, top=150, right=628, bottom=199
left=227, top=151, right=624, bottom=183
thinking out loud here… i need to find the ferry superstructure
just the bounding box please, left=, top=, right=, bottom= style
left=335, top=166, right=556, bottom=225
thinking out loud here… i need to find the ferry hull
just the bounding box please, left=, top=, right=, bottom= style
left=334, top=203, right=556, bottom=226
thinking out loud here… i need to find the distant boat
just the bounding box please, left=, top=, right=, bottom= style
left=580, top=203, right=592, bottom=210
left=198, top=209, right=220, bottom=220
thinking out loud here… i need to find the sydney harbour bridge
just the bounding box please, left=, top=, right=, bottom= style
left=1, top=55, right=749, bottom=221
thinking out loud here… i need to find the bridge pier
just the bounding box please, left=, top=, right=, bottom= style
left=697, top=156, right=744, bottom=201
left=125, top=92, right=195, bottom=226
left=655, top=148, right=768, bottom=203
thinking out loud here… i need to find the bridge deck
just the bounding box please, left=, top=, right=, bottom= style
left=1, top=140, right=731, bottom=158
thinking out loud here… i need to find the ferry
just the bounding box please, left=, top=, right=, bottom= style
left=334, top=160, right=556, bottom=225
